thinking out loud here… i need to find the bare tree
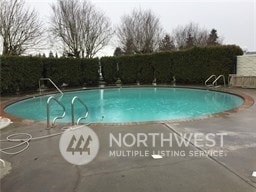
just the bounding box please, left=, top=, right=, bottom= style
left=50, top=0, right=112, bottom=58
left=117, top=9, right=163, bottom=55
left=0, top=0, right=43, bottom=55
left=173, top=22, right=208, bottom=49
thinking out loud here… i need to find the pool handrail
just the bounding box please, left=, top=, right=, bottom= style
left=39, top=78, right=63, bottom=95
left=205, top=75, right=216, bottom=86
left=212, top=75, right=226, bottom=88
left=47, top=96, right=66, bottom=128
left=71, top=96, right=89, bottom=125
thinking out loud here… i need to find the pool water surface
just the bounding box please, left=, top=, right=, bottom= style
left=4, top=87, right=244, bottom=123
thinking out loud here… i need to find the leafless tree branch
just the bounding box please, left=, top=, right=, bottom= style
left=49, top=0, right=113, bottom=58
left=0, top=0, right=44, bottom=55
left=117, top=9, right=163, bottom=55
left=173, top=22, right=209, bottom=49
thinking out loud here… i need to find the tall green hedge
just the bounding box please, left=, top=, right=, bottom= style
left=171, top=46, right=242, bottom=83
left=43, top=57, right=99, bottom=87
left=101, top=45, right=243, bottom=84
left=0, top=45, right=243, bottom=94
left=100, top=57, right=117, bottom=84
left=0, top=56, right=43, bottom=93
left=0, top=56, right=99, bottom=94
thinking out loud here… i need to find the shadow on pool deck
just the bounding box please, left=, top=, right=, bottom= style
left=0, top=88, right=256, bottom=192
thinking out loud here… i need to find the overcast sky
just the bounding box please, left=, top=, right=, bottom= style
left=25, top=0, right=256, bottom=56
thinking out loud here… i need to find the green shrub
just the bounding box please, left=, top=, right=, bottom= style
left=43, top=58, right=81, bottom=87
left=101, top=56, right=118, bottom=84
left=118, top=55, right=138, bottom=84
left=0, top=56, right=99, bottom=94
left=43, top=57, right=99, bottom=87
left=0, top=45, right=243, bottom=94
left=101, top=45, right=242, bottom=85
left=80, top=58, right=99, bottom=85
left=0, top=56, right=43, bottom=94
left=151, top=52, right=172, bottom=83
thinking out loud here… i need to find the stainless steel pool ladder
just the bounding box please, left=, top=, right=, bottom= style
left=205, top=75, right=216, bottom=87
left=47, top=96, right=66, bottom=128
left=212, top=75, right=226, bottom=88
left=205, top=75, right=226, bottom=88
left=71, top=96, right=89, bottom=125
left=39, top=78, right=63, bottom=95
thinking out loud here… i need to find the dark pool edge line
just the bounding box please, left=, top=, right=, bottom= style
left=0, top=86, right=254, bottom=126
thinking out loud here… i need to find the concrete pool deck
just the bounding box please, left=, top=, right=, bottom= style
left=0, top=87, right=256, bottom=192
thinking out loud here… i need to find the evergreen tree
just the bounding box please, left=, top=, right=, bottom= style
left=49, top=51, right=54, bottom=58
left=185, top=33, right=194, bottom=48
left=207, top=29, right=219, bottom=45
left=113, top=47, right=123, bottom=56
left=159, top=34, right=175, bottom=52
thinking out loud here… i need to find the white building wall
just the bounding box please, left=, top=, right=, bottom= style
left=237, top=54, right=256, bottom=76
left=230, top=54, right=256, bottom=88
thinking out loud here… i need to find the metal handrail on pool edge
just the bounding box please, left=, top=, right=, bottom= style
left=212, top=75, right=226, bottom=88
left=71, top=96, right=89, bottom=125
left=39, top=78, right=63, bottom=95
left=205, top=75, right=216, bottom=86
left=47, top=96, right=66, bottom=128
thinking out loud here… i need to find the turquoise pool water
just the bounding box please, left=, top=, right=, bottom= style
left=4, top=87, right=244, bottom=123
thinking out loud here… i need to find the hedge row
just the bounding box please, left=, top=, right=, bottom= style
left=44, top=57, right=99, bottom=87
left=101, top=45, right=243, bottom=84
left=1, top=56, right=43, bottom=94
left=0, top=57, right=99, bottom=94
left=0, top=45, right=243, bottom=94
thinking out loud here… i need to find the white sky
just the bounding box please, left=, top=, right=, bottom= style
left=21, top=0, right=256, bottom=56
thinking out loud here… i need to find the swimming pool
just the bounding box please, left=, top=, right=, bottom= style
left=4, top=87, right=244, bottom=123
